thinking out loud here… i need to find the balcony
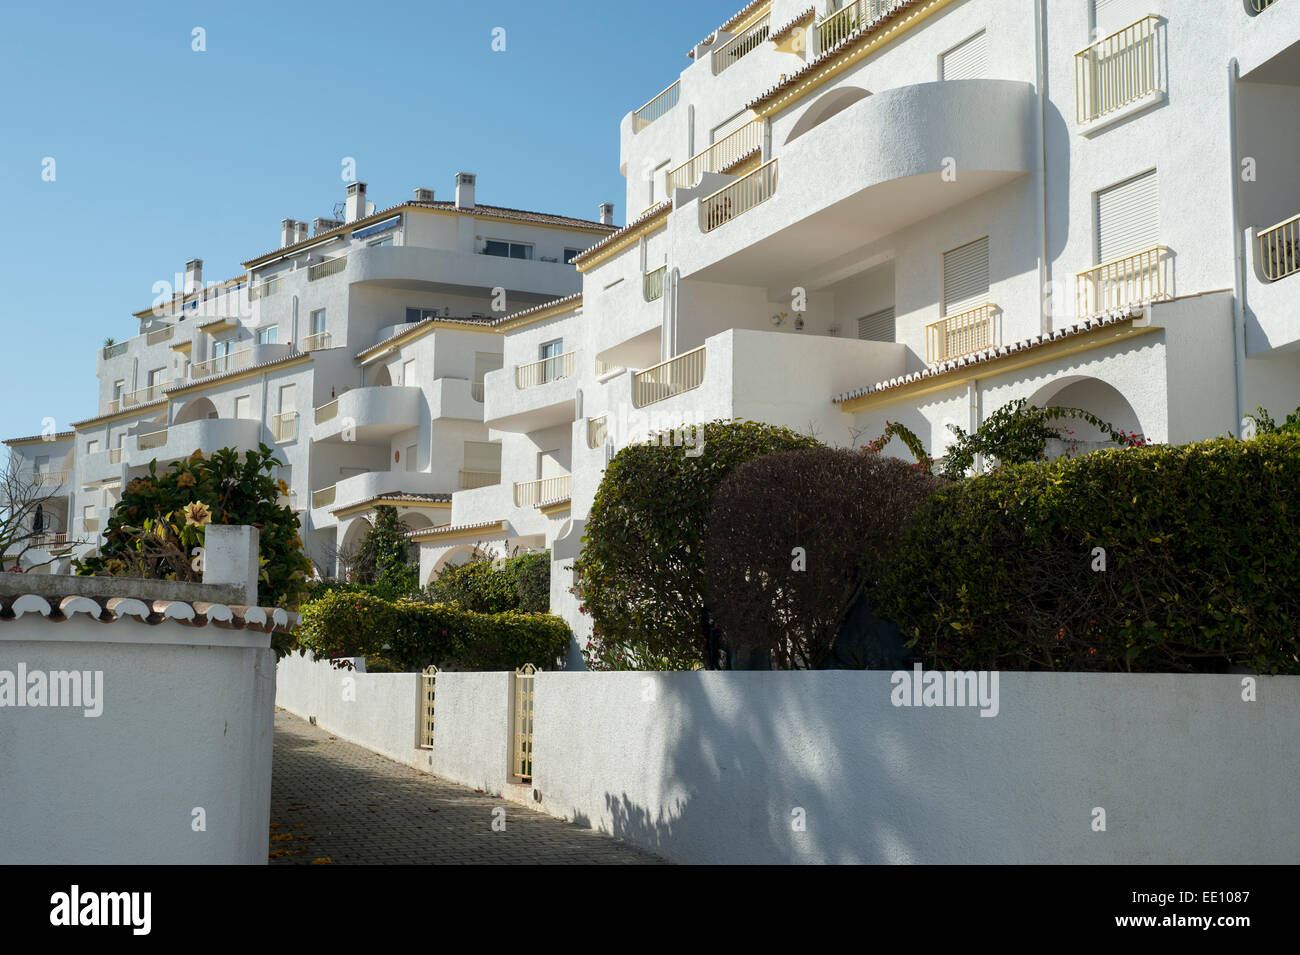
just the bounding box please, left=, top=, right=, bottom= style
left=643, top=266, right=667, bottom=302
left=1251, top=0, right=1280, bottom=12
left=515, top=351, right=575, bottom=389
left=31, top=469, right=70, bottom=488
left=700, top=159, right=779, bottom=233
left=308, top=255, right=347, bottom=281
left=191, top=348, right=254, bottom=380
left=302, top=331, right=332, bottom=351
left=587, top=415, right=608, bottom=449
left=471, top=381, right=485, bottom=401
left=146, top=326, right=174, bottom=346
left=816, top=0, right=898, bottom=52
left=109, top=447, right=123, bottom=464
left=30, top=532, right=69, bottom=549
left=122, top=381, right=173, bottom=407
left=1258, top=213, right=1299, bottom=281
left=514, top=475, right=571, bottom=507
left=632, top=81, right=679, bottom=133
left=128, top=418, right=263, bottom=466
left=272, top=411, right=297, bottom=442
left=633, top=346, right=706, bottom=408
left=249, top=277, right=279, bottom=301
left=427, top=377, right=485, bottom=422
left=1075, top=247, right=1171, bottom=317
left=667, top=121, right=763, bottom=194
left=459, top=469, right=500, bottom=490
left=102, top=341, right=129, bottom=360
left=711, top=14, right=770, bottom=75
left=675, top=80, right=1035, bottom=287
left=313, top=386, right=421, bottom=443
left=1074, top=16, right=1162, bottom=127
left=311, top=469, right=446, bottom=521
left=926, top=304, right=1001, bottom=363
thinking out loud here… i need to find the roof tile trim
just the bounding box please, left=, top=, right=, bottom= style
left=0, top=592, right=299, bottom=632
left=833, top=306, right=1147, bottom=404
left=571, top=202, right=672, bottom=267
left=405, top=519, right=506, bottom=540
left=769, top=7, right=816, bottom=43
left=688, top=0, right=771, bottom=57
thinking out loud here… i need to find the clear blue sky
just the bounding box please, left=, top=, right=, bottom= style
left=0, top=0, right=738, bottom=452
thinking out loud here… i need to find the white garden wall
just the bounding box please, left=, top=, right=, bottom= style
left=275, top=655, right=1300, bottom=865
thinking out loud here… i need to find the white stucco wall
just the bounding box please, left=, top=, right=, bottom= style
left=0, top=617, right=275, bottom=865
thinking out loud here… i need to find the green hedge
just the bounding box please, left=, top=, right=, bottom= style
left=296, top=589, right=570, bottom=671
left=877, top=435, right=1300, bottom=673
left=428, top=550, right=550, bottom=614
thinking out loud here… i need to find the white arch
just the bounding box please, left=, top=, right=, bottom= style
left=785, top=86, right=872, bottom=145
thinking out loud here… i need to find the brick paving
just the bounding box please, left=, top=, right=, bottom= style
left=269, top=708, right=664, bottom=865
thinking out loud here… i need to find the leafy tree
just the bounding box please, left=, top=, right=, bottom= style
left=574, top=419, right=821, bottom=670
left=706, top=449, right=944, bottom=669
left=75, top=445, right=311, bottom=619
left=425, top=548, right=550, bottom=614
left=352, top=505, right=417, bottom=594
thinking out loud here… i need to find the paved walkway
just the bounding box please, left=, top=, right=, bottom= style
left=269, top=708, right=663, bottom=865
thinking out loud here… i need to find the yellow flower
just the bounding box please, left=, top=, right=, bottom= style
left=276, top=478, right=290, bottom=495
left=177, top=472, right=197, bottom=488
left=182, top=501, right=212, bottom=527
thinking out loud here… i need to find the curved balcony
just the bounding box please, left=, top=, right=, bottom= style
left=483, top=352, right=579, bottom=433
left=310, top=469, right=446, bottom=524
left=429, top=377, right=485, bottom=422
left=313, top=386, right=422, bottom=444
left=674, top=79, right=1036, bottom=287
left=126, top=418, right=263, bottom=468
left=80, top=450, right=123, bottom=484
left=345, top=244, right=583, bottom=300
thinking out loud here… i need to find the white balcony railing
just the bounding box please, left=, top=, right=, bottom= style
left=136, top=430, right=168, bottom=452
left=191, top=348, right=253, bottom=380
left=816, top=0, right=897, bottom=52
left=302, top=331, right=331, bottom=352
left=632, top=81, right=680, bottom=133
left=102, top=341, right=129, bottom=360
left=31, top=532, right=69, bottom=548
left=515, top=351, right=575, bottom=389
left=1076, top=246, right=1171, bottom=317
left=122, top=381, right=170, bottom=407
left=666, top=120, right=763, bottom=194
left=312, top=485, right=337, bottom=509
left=587, top=415, right=608, bottom=449
left=31, top=470, right=70, bottom=487
left=249, top=277, right=279, bottom=301
left=700, top=159, right=778, bottom=232
left=926, top=303, right=1001, bottom=363
left=471, top=381, right=485, bottom=402
left=459, top=469, right=501, bottom=490
left=272, top=411, right=297, bottom=442
left=633, top=346, right=706, bottom=407
left=644, top=265, right=667, bottom=302
left=712, top=14, right=770, bottom=75
left=308, top=256, right=347, bottom=281
left=1075, top=16, right=1161, bottom=124
left=1259, top=213, right=1299, bottom=281
left=146, top=326, right=175, bottom=346
left=514, top=475, right=571, bottom=507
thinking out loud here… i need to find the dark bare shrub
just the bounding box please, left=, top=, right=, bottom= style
left=705, top=448, right=944, bottom=669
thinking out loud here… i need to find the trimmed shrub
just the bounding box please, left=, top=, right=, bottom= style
left=295, top=588, right=569, bottom=671
left=877, top=434, right=1300, bottom=673
left=351, top=504, right=418, bottom=593
left=705, top=449, right=945, bottom=668
left=427, top=550, right=550, bottom=614
left=575, top=419, right=822, bottom=670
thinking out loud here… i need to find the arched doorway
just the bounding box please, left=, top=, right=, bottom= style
left=174, top=396, right=218, bottom=425
left=1027, top=376, right=1145, bottom=455
left=785, top=86, right=871, bottom=145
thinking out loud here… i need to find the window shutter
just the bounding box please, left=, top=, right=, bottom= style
left=1095, top=169, right=1158, bottom=264
left=1093, top=0, right=1146, bottom=35
left=941, top=31, right=987, bottom=80
left=857, top=307, right=896, bottom=342
left=942, top=236, right=990, bottom=315
left=711, top=110, right=751, bottom=143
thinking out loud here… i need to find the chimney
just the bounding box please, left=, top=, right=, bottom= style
left=281, top=219, right=296, bottom=248
left=184, top=259, right=203, bottom=294
left=455, top=172, right=476, bottom=210
left=345, top=181, right=367, bottom=223
left=599, top=202, right=615, bottom=225
left=294, top=221, right=310, bottom=243
left=313, top=217, right=343, bottom=235
left=413, top=187, right=435, bottom=202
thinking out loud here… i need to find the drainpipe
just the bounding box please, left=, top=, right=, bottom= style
left=663, top=268, right=680, bottom=362
left=291, top=295, right=300, bottom=352
left=687, top=104, right=695, bottom=158
left=762, top=118, right=773, bottom=162
left=968, top=379, right=982, bottom=474
left=1035, top=0, right=1050, bottom=333
left=1227, top=58, right=1247, bottom=436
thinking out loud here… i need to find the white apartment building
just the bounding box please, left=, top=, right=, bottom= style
left=416, top=0, right=1300, bottom=664
left=3, top=174, right=616, bottom=574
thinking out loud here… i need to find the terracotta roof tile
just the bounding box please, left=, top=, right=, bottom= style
left=570, top=202, right=672, bottom=267
left=688, top=0, right=771, bottom=57
left=0, top=592, right=298, bottom=631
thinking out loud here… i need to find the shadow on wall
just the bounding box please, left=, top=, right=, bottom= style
left=589, top=672, right=981, bottom=865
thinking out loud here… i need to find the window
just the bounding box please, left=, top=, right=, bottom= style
left=311, top=309, right=327, bottom=334
left=257, top=325, right=279, bottom=345
left=1093, top=0, right=1148, bottom=36
left=368, top=236, right=393, bottom=247
left=484, top=239, right=534, bottom=259
left=405, top=444, right=417, bottom=473
left=649, top=160, right=672, bottom=206
left=278, top=384, right=296, bottom=413
left=563, top=248, right=582, bottom=264
left=857, top=307, right=896, bottom=342
left=83, top=505, right=95, bottom=525
left=539, top=339, right=564, bottom=360
left=212, top=339, right=233, bottom=360
left=112, top=380, right=124, bottom=403
left=87, top=439, right=100, bottom=455
left=401, top=359, right=416, bottom=386
left=1095, top=169, right=1158, bottom=264
left=34, top=455, right=49, bottom=474
left=234, top=395, right=252, bottom=419
left=942, top=236, right=991, bottom=315
left=941, top=31, right=987, bottom=80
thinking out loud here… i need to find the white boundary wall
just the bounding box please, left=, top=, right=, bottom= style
left=275, top=656, right=1300, bottom=864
